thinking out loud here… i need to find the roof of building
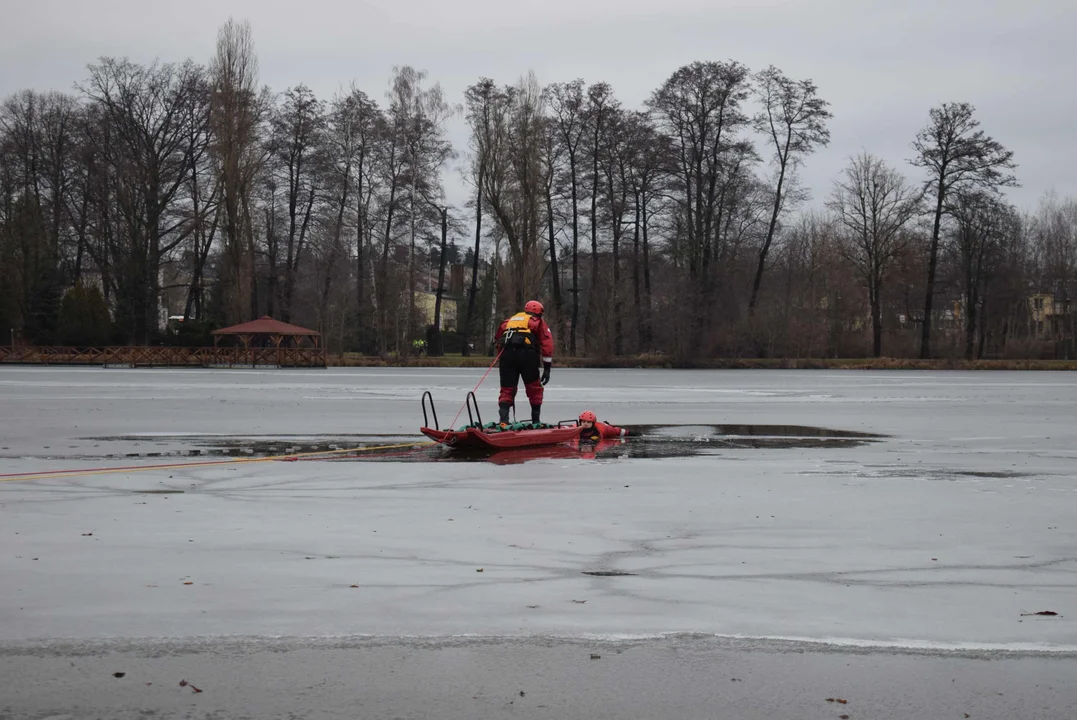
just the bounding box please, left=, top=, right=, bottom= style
left=211, top=316, right=321, bottom=336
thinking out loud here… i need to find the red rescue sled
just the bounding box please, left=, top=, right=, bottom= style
left=421, top=424, right=581, bottom=450
left=420, top=391, right=581, bottom=451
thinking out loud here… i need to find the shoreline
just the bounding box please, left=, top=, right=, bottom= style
left=328, top=354, right=1077, bottom=371
left=2, top=354, right=1076, bottom=371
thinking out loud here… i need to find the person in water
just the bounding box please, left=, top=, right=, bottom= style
left=494, top=300, right=554, bottom=425
left=484, top=411, right=636, bottom=464
left=577, top=410, right=635, bottom=442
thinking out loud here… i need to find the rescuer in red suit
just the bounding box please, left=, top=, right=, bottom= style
left=494, top=300, right=554, bottom=425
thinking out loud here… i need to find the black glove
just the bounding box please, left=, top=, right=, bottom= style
left=541, top=361, right=551, bottom=385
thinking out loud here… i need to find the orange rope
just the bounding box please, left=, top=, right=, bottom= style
left=446, top=348, right=503, bottom=430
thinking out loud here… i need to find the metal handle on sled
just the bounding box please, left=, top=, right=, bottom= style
left=557, top=419, right=580, bottom=427
left=421, top=391, right=439, bottom=430
left=465, top=391, right=483, bottom=428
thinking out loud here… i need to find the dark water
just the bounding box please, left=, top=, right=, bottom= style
left=416, top=424, right=884, bottom=464
left=75, top=424, right=883, bottom=466
left=162, top=424, right=884, bottom=464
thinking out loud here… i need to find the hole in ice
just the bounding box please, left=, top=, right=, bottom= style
left=582, top=571, right=637, bottom=576
left=70, top=424, right=886, bottom=465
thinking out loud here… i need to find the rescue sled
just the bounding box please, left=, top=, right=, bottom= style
left=420, top=391, right=581, bottom=450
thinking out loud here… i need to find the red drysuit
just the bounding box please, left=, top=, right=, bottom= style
left=494, top=311, right=555, bottom=410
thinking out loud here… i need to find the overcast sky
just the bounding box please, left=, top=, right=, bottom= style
left=5, top=0, right=1075, bottom=215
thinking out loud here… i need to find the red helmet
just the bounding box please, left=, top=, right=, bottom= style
left=524, top=300, right=544, bottom=315
left=579, top=410, right=596, bottom=422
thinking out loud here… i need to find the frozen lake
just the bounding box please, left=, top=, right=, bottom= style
left=1, top=366, right=1075, bottom=718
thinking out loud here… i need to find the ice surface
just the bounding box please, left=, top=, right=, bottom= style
left=1, top=367, right=1075, bottom=651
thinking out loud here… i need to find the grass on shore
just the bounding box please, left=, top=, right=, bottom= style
left=329, top=353, right=1077, bottom=371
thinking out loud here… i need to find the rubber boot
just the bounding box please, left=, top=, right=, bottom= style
left=531, top=404, right=541, bottom=426
left=498, top=402, right=511, bottom=425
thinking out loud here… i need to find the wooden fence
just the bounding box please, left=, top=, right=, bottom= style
left=0, top=345, right=327, bottom=368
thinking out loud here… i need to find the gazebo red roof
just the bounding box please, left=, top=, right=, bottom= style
left=212, top=316, right=321, bottom=336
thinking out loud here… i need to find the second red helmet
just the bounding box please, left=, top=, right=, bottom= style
left=525, top=300, right=544, bottom=315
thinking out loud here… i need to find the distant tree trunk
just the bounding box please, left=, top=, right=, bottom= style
left=430, top=206, right=448, bottom=356
left=587, top=143, right=599, bottom=352
left=282, top=186, right=316, bottom=323
left=325, top=155, right=351, bottom=328
left=547, top=80, right=587, bottom=355
left=462, top=169, right=483, bottom=357
left=355, top=195, right=366, bottom=352
left=183, top=138, right=218, bottom=321
left=977, top=291, right=988, bottom=359
left=749, top=158, right=788, bottom=314
left=72, top=173, right=90, bottom=282
left=870, top=267, right=883, bottom=357
left=185, top=206, right=219, bottom=321
left=633, top=190, right=643, bottom=351
left=243, top=195, right=258, bottom=319
left=641, top=196, right=653, bottom=347
left=264, top=205, right=278, bottom=318
left=922, top=181, right=945, bottom=358
left=965, top=300, right=978, bottom=360
left=378, top=174, right=398, bottom=356
left=546, top=183, right=561, bottom=337
left=570, top=154, right=580, bottom=355
left=964, top=253, right=978, bottom=361
left=606, top=164, right=624, bottom=356
left=405, top=174, right=417, bottom=343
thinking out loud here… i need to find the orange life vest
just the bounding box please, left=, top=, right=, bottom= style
left=502, top=312, right=535, bottom=347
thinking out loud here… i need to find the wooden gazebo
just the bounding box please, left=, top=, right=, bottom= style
left=211, top=316, right=325, bottom=367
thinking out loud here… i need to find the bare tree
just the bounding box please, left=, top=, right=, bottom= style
left=828, top=152, right=921, bottom=357
left=540, top=110, right=563, bottom=337
left=599, top=106, right=635, bottom=355
left=1027, top=194, right=1076, bottom=354
left=324, top=86, right=382, bottom=348
left=0, top=91, right=82, bottom=341
left=478, top=73, right=546, bottom=309
left=79, top=58, right=209, bottom=342
left=545, top=79, right=587, bottom=354
left=582, top=82, right=615, bottom=347
left=646, top=61, right=754, bottom=357
left=774, top=210, right=842, bottom=357
left=10, top=42, right=1077, bottom=364
left=947, top=191, right=1019, bottom=359
left=209, top=18, right=268, bottom=325
left=625, top=114, right=671, bottom=351
left=748, top=66, right=832, bottom=314
left=909, top=102, right=1018, bottom=358
left=181, top=85, right=220, bottom=321
left=386, top=65, right=457, bottom=344
left=266, top=84, right=325, bottom=322
left=66, top=105, right=99, bottom=284
left=462, top=78, right=498, bottom=356
left=371, top=92, right=408, bottom=354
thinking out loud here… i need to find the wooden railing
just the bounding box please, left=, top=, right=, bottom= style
left=0, top=345, right=327, bottom=368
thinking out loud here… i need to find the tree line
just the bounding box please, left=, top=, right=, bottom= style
left=1, top=19, right=1074, bottom=360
